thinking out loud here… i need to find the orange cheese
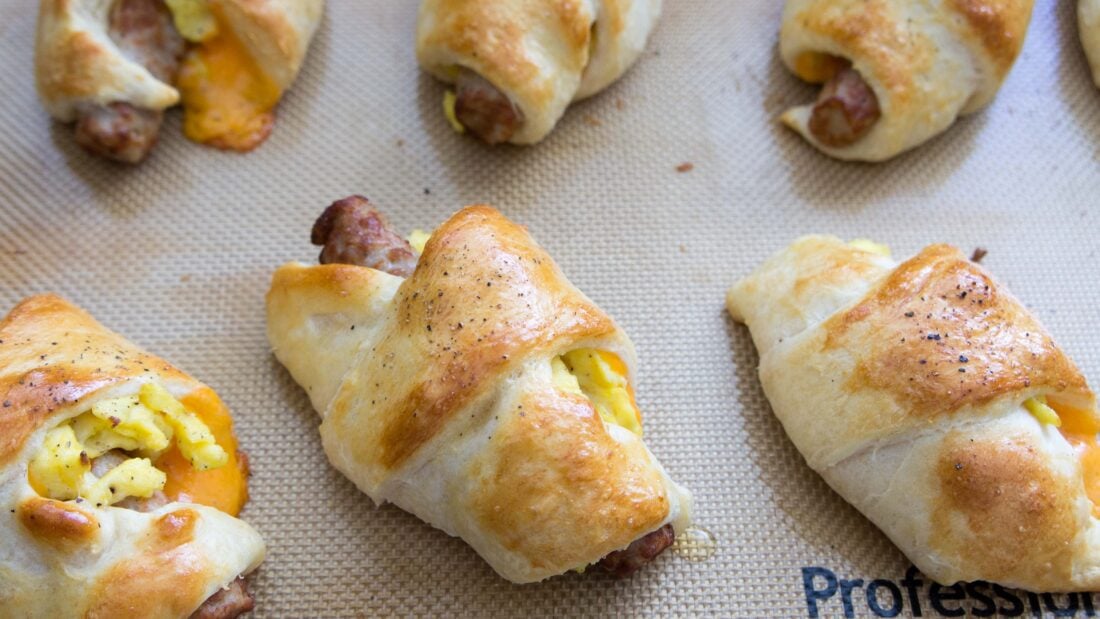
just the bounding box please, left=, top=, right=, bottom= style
left=156, top=387, right=249, bottom=516
left=1051, top=397, right=1100, bottom=518
left=792, top=52, right=849, bottom=83
left=176, top=9, right=280, bottom=152
left=598, top=350, right=641, bottom=426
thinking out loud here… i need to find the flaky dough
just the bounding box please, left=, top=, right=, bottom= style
left=416, top=0, right=662, bottom=144
left=779, top=0, right=1034, bottom=161
left=35, top=0, right=323, bottom=121
left=0, top=295, right=265, bottom=617
left=728, top=237, right=1100, bottom=591
left=267, top=206, right=692, bottom=583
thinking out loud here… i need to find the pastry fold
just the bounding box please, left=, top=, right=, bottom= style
left=267, top=205, right=691, bottom=583
left=35, top=0, right=323, bottom=140
left=779, top=0, right=1034, bottom=161
left=35, top=0, right=181, bottom=121
left=416, top=0, right=662, bottom=144
left=727, top=237, right=1100, bottom=591
left=0, top=295, right=265, bottom=617
left=1082, top=0, right=1100, bottom=87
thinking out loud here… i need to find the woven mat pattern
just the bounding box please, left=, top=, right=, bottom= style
left=0, top=0, right=1098, bottom=616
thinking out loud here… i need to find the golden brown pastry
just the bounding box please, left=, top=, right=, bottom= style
left=35, top=0, right=324, bottom=163
left=416, top=0, right=662, bottom=144
left=727, top=237, right=1100, bottom=591
left=1081, top=0, right=1100, bottom=87
left=779, top=0, right=1034, bottom=161
left=0, top=295, right=264, bottom=617
left=267, top=196, right=693, bottom=583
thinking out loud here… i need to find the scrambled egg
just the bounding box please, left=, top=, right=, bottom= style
left=442, top=91, right=465, bottom=134
left=28, top=383, right=227, bottom=508
left=27, top=426, right=88, bottom=501
left=169, top=3, right=281, bottom=151
left=165, top=0, right=218, bottom=42
left=848, top=238, right=891, bottom=257
left=552, top=349, right=642, bottom=435
left=407, top=230, right=432, bottom=254
left=1025, top=396, right=1062, bottom=427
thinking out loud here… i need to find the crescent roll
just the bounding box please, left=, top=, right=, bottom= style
left=1082, top=0, right=1100, bottom=87
left=416, top=0, right=662, bottom=144
left=267, top=199, right=692, bottom=583
left=727, top=237, right=1100, bottom=591
left=779, top=0, right=1034, bottom=161
left=35, top=0, right=323, bottom=162
left=0, top=295, right=265, bottom=617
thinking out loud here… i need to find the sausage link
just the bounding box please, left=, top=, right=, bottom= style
left=597, top=524, right=675, bottom=577
left=808, top=67, right=881, bottom=148
left=311, top=196, right=420, bottom=277
left=454, top=70, right=525, bottom=145
left=74, top=0, right=184, bottom=163
left=190, top=577, right=255, bottom=619
left=74, top=103, right=165, bottom=164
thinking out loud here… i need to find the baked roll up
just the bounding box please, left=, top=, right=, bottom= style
left=267, top=197, right=693, bottom=583
left=1081, top=0, right=1100, bottom=87
left=416, top=0, right=662, bottom=144
left=779, top=0, right=1034, bottom=161
left=726, top=237, right=1100, bottom=591
left=35, top=0, right=323, bottom=162
left=0, top=295, right=264, bottom=617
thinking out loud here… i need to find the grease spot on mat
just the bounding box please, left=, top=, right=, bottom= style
left=673, top=526, right=716, bottom=562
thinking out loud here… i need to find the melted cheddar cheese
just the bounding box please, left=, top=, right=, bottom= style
left=175, top=6, right=280, bottom=151
left=792, top=52, right=849, bottom=83
left=552, top=349, right=642, bottom=435
left=157, top=387, right=249, bottom=516
left=1027, top=395, right=1100, bottom=518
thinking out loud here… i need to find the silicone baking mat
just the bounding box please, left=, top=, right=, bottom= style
left=1, top=0, right=1098, bottom=616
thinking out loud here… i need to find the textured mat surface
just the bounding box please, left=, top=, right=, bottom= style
left=1, top=0, right=1099, bottom=616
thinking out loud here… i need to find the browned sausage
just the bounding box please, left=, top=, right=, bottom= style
left=74, top=0, right=184, bottom=163
left=311, top=196, right=420, bottom=277
left=808, top=67, right=881, bottom=148
left=190, top=577, right=255, bottom=619
left=454, top=70, right=525, bottom=145
left=597, top=523, right=675, bottom=577
left=74, top=103, right=166, bottom=164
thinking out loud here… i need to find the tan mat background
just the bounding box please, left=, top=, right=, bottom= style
left=1, top=0, right=1099, bottom=616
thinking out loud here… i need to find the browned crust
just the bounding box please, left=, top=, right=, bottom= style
left=468, top=388, right=668, bottom=570
left=824, top=245, right=1091, bottom=418
left=212, top=0, right=302, bottom=87
left=0, top=295, right=193, bottom=466
left=933, top=432, right=1077, bottom=584
left=151, top=508, right=199, bottom=550
left=85, top=510, right=211, bottom=618
left=367, top=206, right=618, bottom=470
left=421, top=0, right=591, bottom=105
left=18, top=497, right=100, bottom=551
left=789, top=0, right=924, bottom=106
left=35, top=26, right=106, bottom=102
left=948, top=0, right=1032, bottom=71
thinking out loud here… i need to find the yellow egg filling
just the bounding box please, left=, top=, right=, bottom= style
left=407, top=229, right=432, bottom=254
left=28, top=383, right=228, bottom=508
left=1024, top=396, right=1062, bottom=427
left=848, top=238, right=891, bottom=257
left=552, top=349, right=642, bottom=435
left=442, top=91, right=466, bottom=134
left=165, top=0, right=218, bottom=43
